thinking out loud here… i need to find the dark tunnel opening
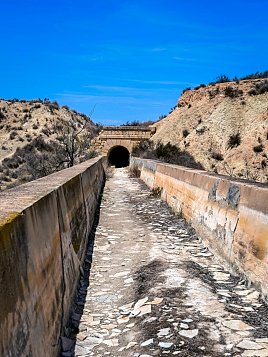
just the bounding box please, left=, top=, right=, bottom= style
left=108, top=146, right=130, bottom=168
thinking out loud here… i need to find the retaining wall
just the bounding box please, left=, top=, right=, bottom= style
left=0, top=157, right=106, bottom=357
left=131, top=157, right=268, bottom=298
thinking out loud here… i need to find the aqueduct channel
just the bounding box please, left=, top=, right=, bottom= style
left=1, top=151, right=268, bottom=355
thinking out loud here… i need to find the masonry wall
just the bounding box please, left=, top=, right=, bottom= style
left=0, top=157, right=106, bottom=357
left=131, top=157, right=268, bottom=299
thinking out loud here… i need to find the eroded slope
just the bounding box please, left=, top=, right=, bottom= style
left=152, top=79, right=268, bottom=182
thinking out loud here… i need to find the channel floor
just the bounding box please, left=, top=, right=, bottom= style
left=70, top=168, right=268, bottom=357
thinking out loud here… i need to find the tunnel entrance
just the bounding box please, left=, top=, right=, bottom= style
left=108, top=146, right=130, bottom=168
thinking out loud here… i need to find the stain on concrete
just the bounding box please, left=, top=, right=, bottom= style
left=208, top=181, right=219, bottom=202
left=227, top=184, right=240, bottom=209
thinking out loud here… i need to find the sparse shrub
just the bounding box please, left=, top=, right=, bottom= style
left=150, top=186, right=162, bottom=198
left=241, top=71, right=268, bottom=80
left=211, top=151, right=224, bottom=161
left=169, top=106, right=177, bottom=114
left=10, top=131, right=18, bottom=140
left=194, top=84, right=206, bottom=90
left=155, top=142, right=180, bottom=162
left=208, top=87, right=220, bottom=98
left=132, top=139, right=155, bottom=158
left=253, top=144, right=264, bottom=153
left=248, top=88, right=257, bottom=96
left=248, top=80, right=268, bottom=96
left=0, top=110, right=5, bottom=119
left=122, top=120, right=141, bottom=126
left=241, top=100, right=246, bottom=105
left=182, top=129, right=189, bottom=138
left=2, top=157, right=20, bottom=169
left=41, top=128, right=50, bottom=136
left=216, top=74, right=230, bottom=83
left=121, top=119, right=155, bottom=127
left=158, top=114, right=167, bottom=120
left=132, top=140, right=204, bottom=169
left=182, top=87, right=191, bottom=94
left=227, top=133, right=241, bottom=149
left=10, top=171, right=18, bottom=179
left=210, top=74, right=230, bottom=85
left=224, top=86, right=243, bottom=98
left=32, top=123, right=39, bottom=130
left=47, top=101, right=60, bottom=112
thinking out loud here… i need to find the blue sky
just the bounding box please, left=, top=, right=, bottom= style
left=0, top=0, right=267, bottom=125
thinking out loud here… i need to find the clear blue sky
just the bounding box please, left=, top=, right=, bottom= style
left=0, top=0, right=267, bottom=125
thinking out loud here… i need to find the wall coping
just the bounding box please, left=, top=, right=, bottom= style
left=131, top=157, right=268, bottom=213
left=0, top=156, right=104, bottom=223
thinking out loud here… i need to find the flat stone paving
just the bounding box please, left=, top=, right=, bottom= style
left=71, top=168, right=268, bottom=357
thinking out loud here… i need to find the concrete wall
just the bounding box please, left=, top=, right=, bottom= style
left=131, top=157, right=268, bottom=299
left=0, top=157, right=105, bottom=357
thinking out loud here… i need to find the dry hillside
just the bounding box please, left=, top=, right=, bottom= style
left=152, top=79, right=268, bottom=182
left=0, top=99, right=99, bottom=190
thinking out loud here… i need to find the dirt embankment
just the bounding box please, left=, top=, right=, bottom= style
left=0, top=99, right=99, bottom=190
left=152, top=79, right=268, bottom=182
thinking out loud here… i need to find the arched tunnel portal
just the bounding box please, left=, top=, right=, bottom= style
left=108, top=145, right=130, bottom=168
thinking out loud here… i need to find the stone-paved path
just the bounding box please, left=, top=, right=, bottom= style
left=70, top=168, right=268, bottom=357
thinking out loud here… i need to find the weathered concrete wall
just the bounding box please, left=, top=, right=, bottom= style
left=0, top=157, right=106, bottom=357
left=131, top=157, right=268, bottom=298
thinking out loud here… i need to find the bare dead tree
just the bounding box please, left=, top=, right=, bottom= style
left=52, top=116, right=95, bottom=167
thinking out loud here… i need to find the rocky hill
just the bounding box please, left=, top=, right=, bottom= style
left=152, top=78, right=268, bottom=183
left=0, top=99, right=99, bottom=190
